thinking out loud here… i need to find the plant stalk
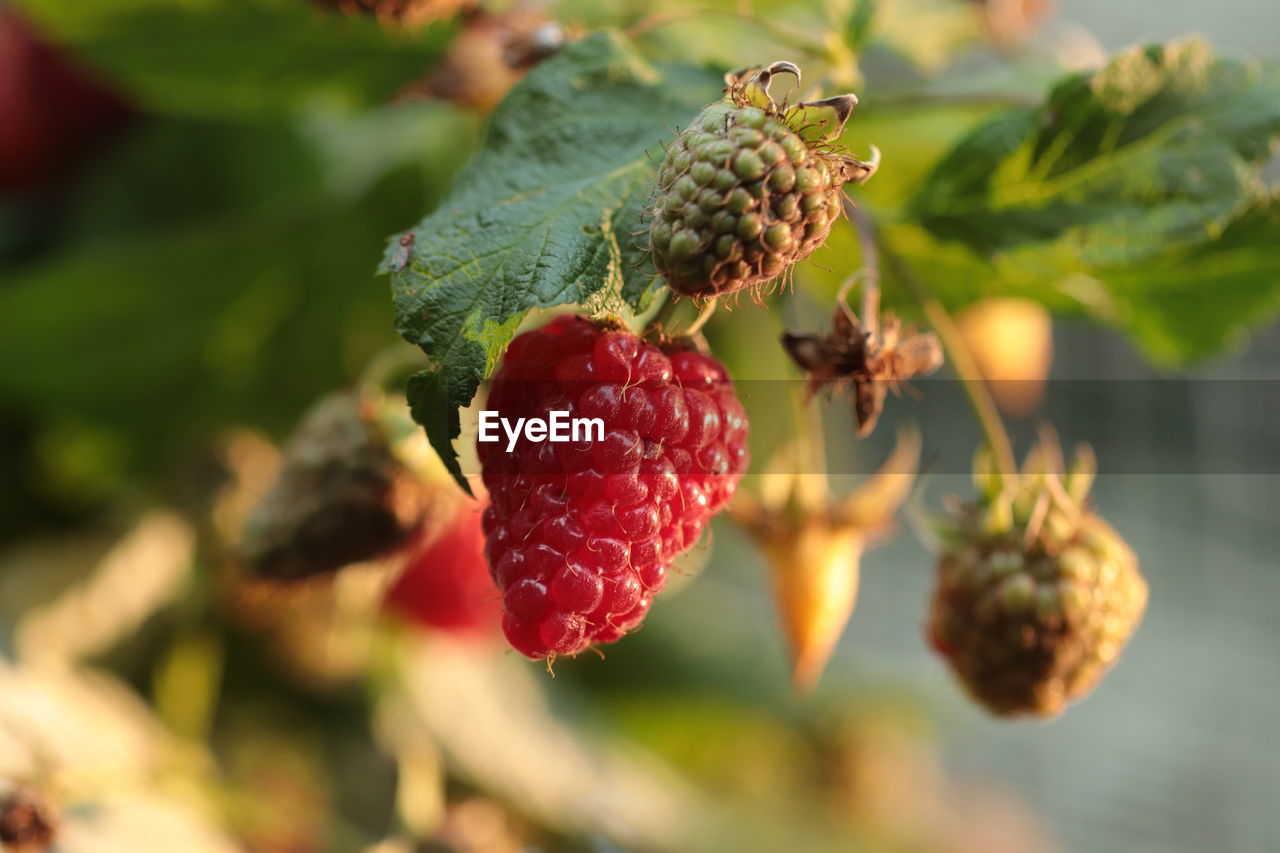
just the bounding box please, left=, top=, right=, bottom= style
left=846, top=205, right=1018, bottom=484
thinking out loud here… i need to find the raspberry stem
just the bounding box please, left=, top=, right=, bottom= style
left=792, top=375, right=832, bottom=509
left=684, top=297, right=719, bottom=336
left=643, top=292, right=718, bottom=339
left=784, top=287, right=833, bottom=511
left=646, top=292, right=681, bottom=336
left=845, top=200, right=1018, bottom=486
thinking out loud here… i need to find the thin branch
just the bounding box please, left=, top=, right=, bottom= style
left=849, top=209, right=1018, bottom=485
left=684, top=297, right=719, bottom=337
left=644, top=291, right=681, bottom=338
left=842, top=196, right=880, bottom=339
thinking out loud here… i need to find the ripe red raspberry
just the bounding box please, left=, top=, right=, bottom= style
left=386, top=500, right=502, bottom=638
left=478, top=315, right=749, bottom=659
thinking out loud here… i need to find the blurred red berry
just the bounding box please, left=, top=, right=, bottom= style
left=386, top=500, right=502, bottom=638
left=0, top=9, right=133, bottom=194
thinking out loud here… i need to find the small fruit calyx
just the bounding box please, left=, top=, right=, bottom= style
left=928, top=431, right=1149, bottom=718
left=733, top=428, right=919, bottom=690
left=649, top=61, right=879, bottom=300
left=782, top=281, right=943, bottom=437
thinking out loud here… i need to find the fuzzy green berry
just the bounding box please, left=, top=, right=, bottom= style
left=928, top=440, right=1148, bottom=718
left=649, top=62, right=878, bottom=299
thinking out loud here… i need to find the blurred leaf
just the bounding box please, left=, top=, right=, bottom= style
left=838, top=101, right=1006, bottom=206
left=15, top=0, right=454, bottom=120
left=911, top=39, right=1280, bottom=264
left=69, top=116, right=327, bottom=238
left=383, top=31, right=722, bottom=487
left=874, top=0, right=979, bottom=74
left=298, top=99, right=479, bottom=199
left=0, top=172, right=426, bottom=472
left=1100, top=202, right=1280, bottom=362
left=843, top=0, right=879, bottom=50
left=902, top=39, right=1280, bottom=362
left=65, top=101, right=475, bottom=240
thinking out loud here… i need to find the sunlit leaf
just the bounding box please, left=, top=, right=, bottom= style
left=383, top=31, right=722, bottom=487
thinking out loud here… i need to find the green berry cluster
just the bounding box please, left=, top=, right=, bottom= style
left=649, top=63, right=875, bottom=299
left=928, top=442, right=1148, bottom=717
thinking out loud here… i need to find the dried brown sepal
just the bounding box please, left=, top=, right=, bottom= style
left=783, top=303, right=943, bottom=437
left=724, top=63, right=877, bottom=174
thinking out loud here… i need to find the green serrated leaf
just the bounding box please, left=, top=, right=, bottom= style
left=898, top=38, right=1280, bottom=363
left=911, top=39, right=1280, bottom=265
left=384, top=31, right=722, bottom=488
left=1101, top=201, right=1280, bottom=363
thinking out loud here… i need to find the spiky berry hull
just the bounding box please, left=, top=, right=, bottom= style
left=478, top=315, right=749, bottom=659
left=650, top=101, right=845, bottom=298
left=929, top=512, right=1147, bottom=717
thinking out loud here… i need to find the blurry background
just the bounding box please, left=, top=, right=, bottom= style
left=1, top=0, right=1278, bottom=851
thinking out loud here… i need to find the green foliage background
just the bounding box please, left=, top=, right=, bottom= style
left=2, top=1, right=1279, bottom=852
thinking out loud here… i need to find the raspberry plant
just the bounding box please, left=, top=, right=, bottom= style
left=8, top=4, right=1280, bottom=852
left=372, top=27, right=1280, bottom=707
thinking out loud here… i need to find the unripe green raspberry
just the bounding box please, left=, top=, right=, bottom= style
left=239, top=394, right=425, bottom=581
left=927, top=439, right=1148, bottom=718
left=649, top=62, right=878, bottom=299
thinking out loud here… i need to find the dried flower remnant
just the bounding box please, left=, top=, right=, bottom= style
left=783, top=296, right=943, bottom=437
